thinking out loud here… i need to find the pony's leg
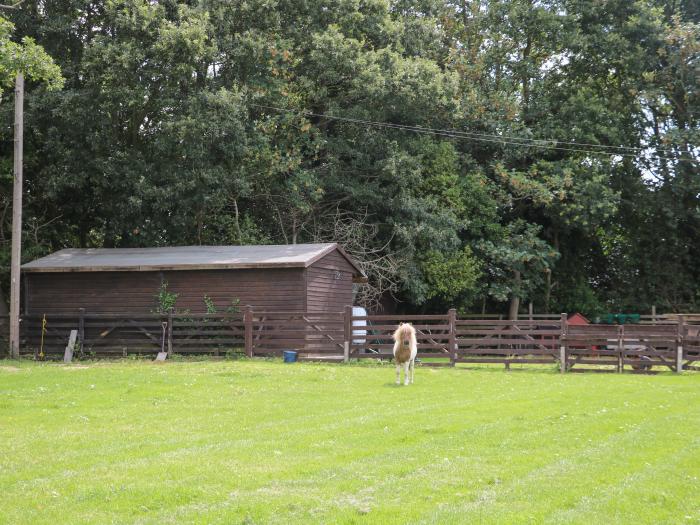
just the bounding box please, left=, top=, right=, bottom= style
left=410, top=359, right=415, bottom=384
left=396, top=363, right=401, bottom=385
left=403, top=362, right=410, bottom=386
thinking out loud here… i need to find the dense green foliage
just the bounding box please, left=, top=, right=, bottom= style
left=1, top=360, right=699, bottom=523
left=0, top=16, right=63, bottom=91
left=0, top=0, right=698, bottom=315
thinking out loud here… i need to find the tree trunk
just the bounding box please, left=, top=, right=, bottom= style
left=509, top=270, right=521, bottom=320
left=233, top=198, right=243, bottom=244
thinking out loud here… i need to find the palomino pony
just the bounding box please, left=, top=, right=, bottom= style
left=392, top=323, right=417, bottom=385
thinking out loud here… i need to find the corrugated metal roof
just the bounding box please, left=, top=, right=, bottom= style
left=22, top=243, right=364, bottom=275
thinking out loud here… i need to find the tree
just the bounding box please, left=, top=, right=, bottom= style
left=478, top=221, right=559, bottom=319
left=0, top=14, right=62, bottom=313
left=0, top=16, right=62, bottom=92
left=2, top=0, right=697, bottom=315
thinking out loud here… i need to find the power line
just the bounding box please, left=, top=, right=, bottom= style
left=251, top=103, right=674, bottom=161
left=251, top=103, right=692, bottom=163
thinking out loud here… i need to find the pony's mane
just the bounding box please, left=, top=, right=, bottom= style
left=393, top=323, right=416, bottom=342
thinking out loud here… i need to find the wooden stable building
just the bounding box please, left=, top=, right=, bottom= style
left=21, top=243, right=366, bottom=315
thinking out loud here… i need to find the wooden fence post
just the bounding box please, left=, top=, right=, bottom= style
left=559, top=313, right=567, bottom=373
left=64, top=330, right=77, bottom=364
left=677, top=315, right=684, bottom=373
left=343, top=305, right=352, bottom=363
left=651, top=305, right=657, bottom=323
left=448, top=308, right=457, bottom=367
left=244, top=305, right=253, bottom=358
left=498, top=314, right=503, bottom=353
left=167, top=307, right=173, bottom=356
left=617, top=325, right=624, bottom=373
left=78, top=308, right=85, bottom=355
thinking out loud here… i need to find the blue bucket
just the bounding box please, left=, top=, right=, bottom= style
left=283, top=350, right=298, bottom=363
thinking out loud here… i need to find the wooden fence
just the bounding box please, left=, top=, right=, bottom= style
left=2, top=310, right=699, bottom=373
left=6, top=308, right=345, bottom=360
left=349, top=310, right=454, bottom=365
left=456, top=317, right=563, bottom=368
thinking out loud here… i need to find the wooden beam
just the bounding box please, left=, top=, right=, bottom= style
left=244, top=306, right=253, bottom=357
left=448, top=308, right=457, bottom=367
left=63, top=330, right=77, bottom=363
left=9, top=73, right=23, bottom=359
left=677, top=315, right=684, bottom=373
left=560, top=313, right=567, bottom=373
left=343, top=305, right=352, bottom=363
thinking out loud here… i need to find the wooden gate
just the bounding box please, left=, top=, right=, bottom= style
left=564, top=323, right=681, bottom=372
left=455, top=318, right=563, bottom=367
left=349, top=312, right=454, bottom=365
left=250, top=311, right=345, bottom=360
left=684, top=324, right=700, bottom=370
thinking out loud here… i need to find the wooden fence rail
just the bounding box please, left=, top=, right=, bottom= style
left=349, top=311, right=453, bottom=366
left=455, top=315, right=564, bottom=369
left=1, top=310, right=699, bottom=372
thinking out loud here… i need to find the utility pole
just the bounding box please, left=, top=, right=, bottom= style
left=9, top=72, right=23, bottom=359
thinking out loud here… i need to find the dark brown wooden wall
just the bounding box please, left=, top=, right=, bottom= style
left=26, top=271, right=162, bottom=314
left=305, top=251, right=355, bottom=312
left=163, top=268, right=305, bottom=312
left=26, top=267, right=311, bottom=314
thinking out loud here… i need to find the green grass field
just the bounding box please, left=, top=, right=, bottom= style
left=1, top=360, right=698, bottom=525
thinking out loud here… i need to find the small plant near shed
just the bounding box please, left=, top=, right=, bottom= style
left=226, top=298, right=241, bottom=314
left=155, top=281, right=179, bottom=314
left=202, top=295, right=241, bottom=315
left=203, top=294, right=217, bottom=314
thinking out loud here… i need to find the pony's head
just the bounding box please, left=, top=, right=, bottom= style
left=393, top=323, right=415, bottom=348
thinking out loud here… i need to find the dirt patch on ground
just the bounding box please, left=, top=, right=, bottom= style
left=0, top=366, right=21, bottom=372
left=62, top=365, right=90, bottom=370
